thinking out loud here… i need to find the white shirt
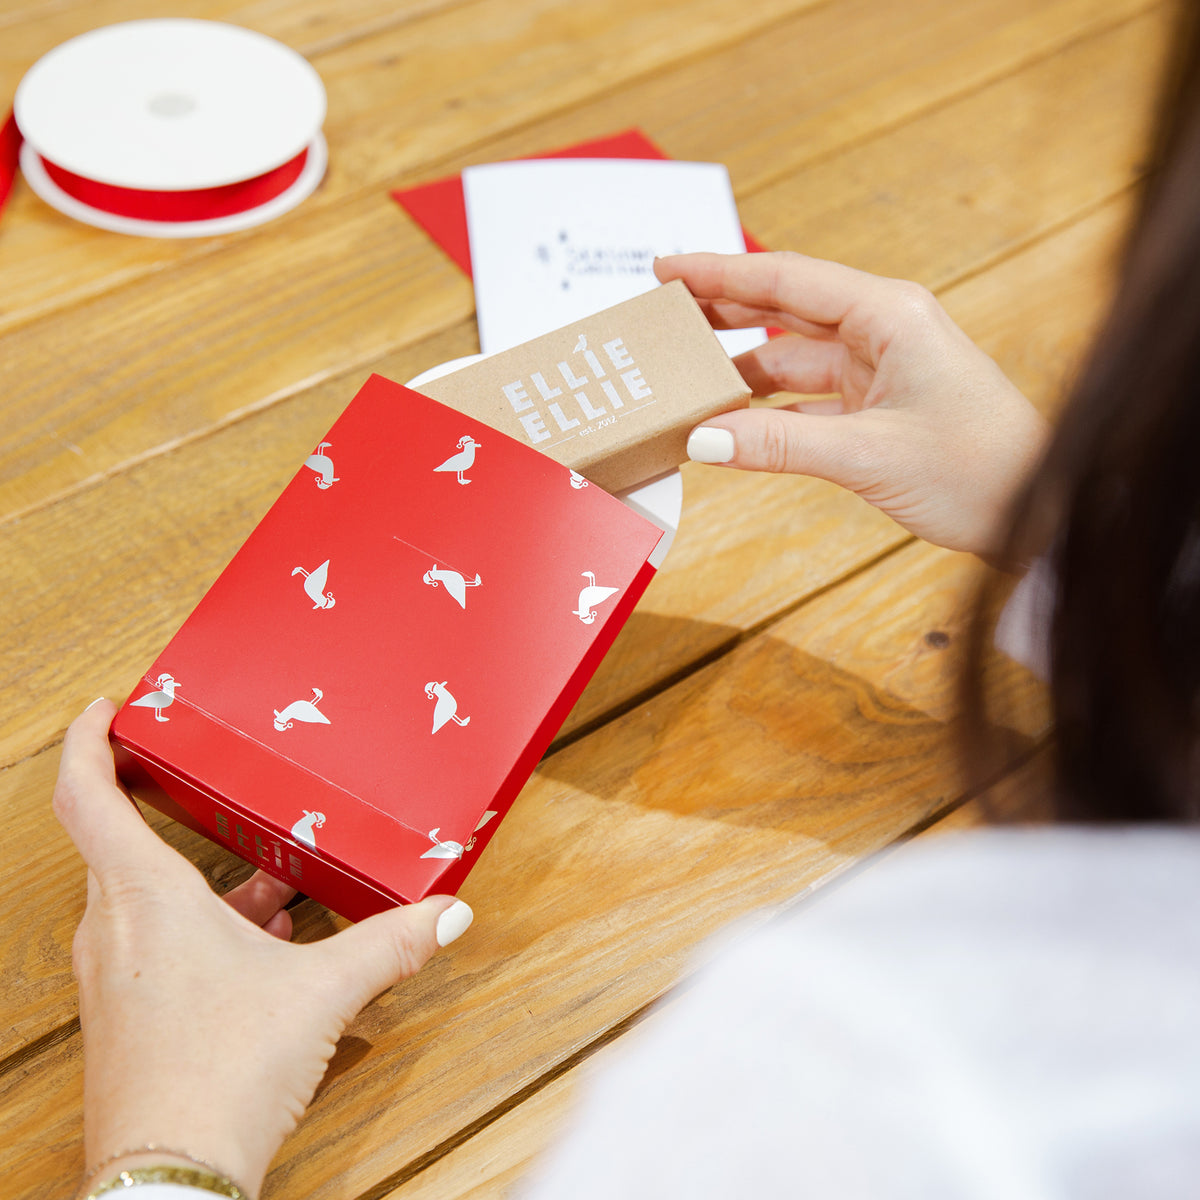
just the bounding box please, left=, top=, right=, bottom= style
left=521, top=827, right=1200, bottom=1199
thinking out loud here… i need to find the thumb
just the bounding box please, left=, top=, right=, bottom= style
left=54, top=697, right=167, bottom=879
left=685, top=408, right=876, bottom=491
left=321, top=895, right=473, bottom=1008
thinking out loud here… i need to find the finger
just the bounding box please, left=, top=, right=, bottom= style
left=223, top=870, right=298, bottom=929
left=320, top=896, right=472, bottom=1008
left=690, top=296, right=837, bottom=340
left=263, top=909, right=293, bottom=941
left=684, top=406, right=879, bottom=490
left=53, top=699, right=166, bottom=877
left=731, top=334, right=848, bottom=398
left=656, top=251, right=889, bottom=329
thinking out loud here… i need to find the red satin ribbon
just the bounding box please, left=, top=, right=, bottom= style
left=39, top=146, right=309, bottom=222
left=0, top=110, right=20, bottom=217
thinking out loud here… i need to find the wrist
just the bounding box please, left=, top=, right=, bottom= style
left=79, top=1148, right=254, bottom=1200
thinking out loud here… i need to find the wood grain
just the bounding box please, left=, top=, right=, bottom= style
left=0, top=176, right=1116, bottom=1067
left=0, top=2, right=1163, bottom=523
left=0, top=0, right=1151, bottom=334
left=0, top=1, right=1166, bottom=1196
left=378, top=747, right=1060, bottom=1200
left=0, top=0, right=812, bottom=336
left=0, top=177, right=1124, bottom=777
left=0, top=537, right=1042, bottom=1200
left=747, top=7, right=1164, bottom=285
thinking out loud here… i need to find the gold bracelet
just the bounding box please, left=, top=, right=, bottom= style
left=79, top=1147, right=250, bottom=1200
left=85, top=1165, right=249, bottom=1200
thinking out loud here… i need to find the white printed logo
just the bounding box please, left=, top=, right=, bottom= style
left=423, top=564, right=482, bottom=610
left=499, top=332, right=653, bottom=447
left=573, top=571, right=619, bottom=625
left=569, top=470, right=589, bottom=490
left=292, top=560, right=335, bottom=609
left=291, top=810, right=325, bottom=849
left=425, top=681, right=470, bottom=733
left=273, top=686, right=331, bottom=731
left=304, top=442, right=340, bottom=489
left=434, top=435, right=482, bottom=485
left=130, top=673, right=181, bottom=722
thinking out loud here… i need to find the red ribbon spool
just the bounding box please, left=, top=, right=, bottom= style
left=0, top=107, right=311, bottom=225
left=38, top=145, right=309, bottom=222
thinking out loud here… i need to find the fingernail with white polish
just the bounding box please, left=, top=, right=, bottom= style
left=687, top=426, right=736, bottom=464
left=436, top=900, right=474, bottom=947
left=84, top=696, right=108, bottom=711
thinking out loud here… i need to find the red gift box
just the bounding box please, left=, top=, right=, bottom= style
left=111, top=375, right=663, bottom=920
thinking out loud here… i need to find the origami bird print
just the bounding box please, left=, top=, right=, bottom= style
left=290, top=810, right=325, bottom=849
left=305, top=442, right=340, bottom=489
left=464, top=809, right=498, bottom=852
left=420, top=827, right=465, bottom=860
left=424, top=681, right=470, bottom=733
left=292, top=560, right=335, bottom=609
left=434, top=435, right=481, bottom=485
left=573, top=571, right=619, bottom=624
left=273, top=686, right=331, bottom=731
left=129, top=673, right=181, bottom=722
left=422, top=564, right=481, bottom=609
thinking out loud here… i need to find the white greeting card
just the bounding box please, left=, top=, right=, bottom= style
left=463, top=158, right=767, bottom=358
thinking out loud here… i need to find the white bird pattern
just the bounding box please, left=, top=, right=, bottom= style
left=573, top=571, right=619, bottom=624
left=422, top=564, right=481, bottom=609
left=420, top=827, right=465, bottom=859
left=304, top=442, right=340, bottom=489
left=273, top=687, right=331, bottom=731
left=434, top=435, right=481, bottom=485
left=292, top=560, right=335, bottom=609
left=129, top=673, right=181, bottom=722
left=569, top=470, right=589, bottom=489
left=424, top=681, right=470, bottom=733
left=291, top=810, right=325, bottom=849
left=419, top=810, right=498, bottom=860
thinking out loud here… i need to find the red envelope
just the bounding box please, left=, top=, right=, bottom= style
left=392, top=127, right=766, bottom=276
left=112, top=375, right=663, bottom=920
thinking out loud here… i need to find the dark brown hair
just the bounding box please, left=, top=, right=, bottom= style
left=971, top=1, right=1200, bottom=822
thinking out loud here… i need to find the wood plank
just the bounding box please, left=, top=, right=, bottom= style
left=0, top=2, right=1161, bottom=522
left=0, top=537, right=1045, bottom=1200
left=452, top=0, right=1155, bottom=200
left=744, top=5, right=1164, bottom=284
left=0, top=186, right=1127, bottom=779
left=0, top=3, right=1156, bottom=1195
left=0, top=0, right=813, bottom=334
left=382, top=1065, right=580, bottom=1200
left=927, top=741, right=1056, bottom=830
left=382, top=741, right=1056, bottom=1200
left=0, top=0, right=1153, bottom=337
left=0, top=0, right=472, bottom=97
left=0, top=192, right=1106, bottom=1061
left=0, top=532, right=1052, bottom=1059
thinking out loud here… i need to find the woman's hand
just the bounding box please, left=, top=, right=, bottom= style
left=656, top=252, right=1049, bottom=560
left=54, top=698, right=473, bottom=1197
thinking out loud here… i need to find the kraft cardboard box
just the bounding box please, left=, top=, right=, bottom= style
left=112, top=375, right=663, bottom=921
left=419, top=279, right=751, bottom=493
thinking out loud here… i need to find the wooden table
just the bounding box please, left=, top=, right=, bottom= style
left=0, top=1, right=1164, bottom=1196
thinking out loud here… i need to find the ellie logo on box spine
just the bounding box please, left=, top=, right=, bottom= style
left=500, top=332, right=653, bottom=448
